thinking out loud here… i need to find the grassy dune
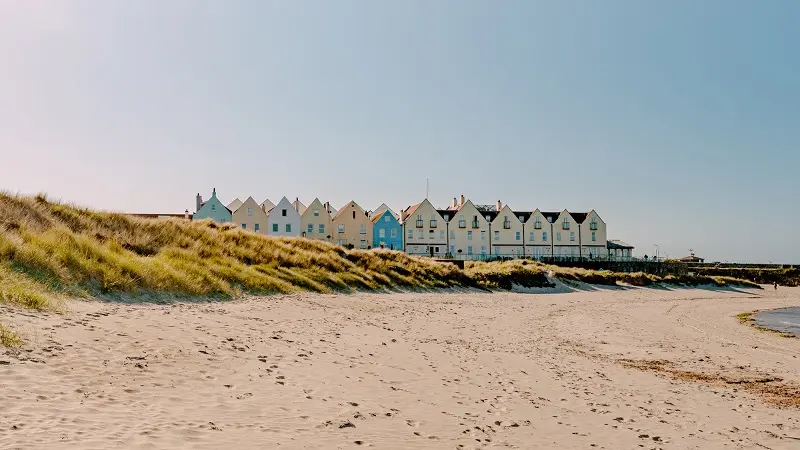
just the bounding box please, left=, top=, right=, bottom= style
left=0, top=193, right=760, bottom=345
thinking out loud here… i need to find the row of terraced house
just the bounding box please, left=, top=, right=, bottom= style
left=186, top=189, right=631, bottom=261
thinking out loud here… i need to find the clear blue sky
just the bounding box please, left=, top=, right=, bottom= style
left=1, top=1, right=798, bottom=263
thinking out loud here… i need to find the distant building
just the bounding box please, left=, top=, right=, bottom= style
left=332, top=201, right=372, bottom=249
left=607, top=240, right=635, bottom=260
left=266, top=197, right=301, bottom=237
left=300, top=198, right=333, bottom=242
left=227, top=198, right=243, bottom=212
left=678, top=252, right=705, bottom=263
left=400, top=198, right=448, bottom=257
left=194, top=188, right=232, bottom=223
left=232, top=196, right=267, bottom=233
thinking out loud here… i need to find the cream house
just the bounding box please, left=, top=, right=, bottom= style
left=332, top=201, right=372, bottom=249
left=292, top=198, right=307, bottom=215
left=490, top=202, right=524, bottom=257
left=300, top=198, right=333, bottom=242
left=260, top=199, right=275, bottom=213
left=266, top=197, right=301, bottom=237
left=579, top=210, right=607, bottom=259
left=448, top=197, right=490, bottom=259
left=232, top=196, right=267, bottom=234
left=400, top=199, right=447, bottom=257
left=525, top=209, right=555, bottom=259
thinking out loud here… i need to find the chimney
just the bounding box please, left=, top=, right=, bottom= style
left=324, top=201, right=329, bottom=213
left=184, top=209, right=190, bottom=220
left=496, top=200, right=502, bottom=211
left=196, top=193, right=203, bottom=213
left=452, top=197, right=457, bottom=208
left=295, top=197, right=300, bottom=212
left=400, top=208, right=407, bottom=222
left=460, top=194, right=465, bottom=207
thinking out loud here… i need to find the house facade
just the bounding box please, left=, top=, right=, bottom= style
left=292, top=198, right=307, bottom=215
left=332, top=201, right=372, bottom=249
left=267, top=197, right=301, bottom=237
left=300, top=198, right=333, bottom=242
left=232, top=196, right=268, bottom=233
left=401, top=199, right=447, bottom=257
left=525, top=210, right=554, bottom=259
left=193, top=188, right=232, bottom=223
left=372, top=209, right=403, bottom=250
left=448, top=198, right=490, bottom=259
left=580, top=210, right=607, bottom=259
left=490, top=203, right=524, bottom=257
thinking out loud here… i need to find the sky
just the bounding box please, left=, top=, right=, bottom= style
left=1, top=1, right=798, bottom=263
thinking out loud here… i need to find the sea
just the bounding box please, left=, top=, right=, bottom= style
left=754, top=307, right=800, bottom=337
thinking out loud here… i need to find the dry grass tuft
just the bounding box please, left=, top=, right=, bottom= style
left=0, top=322, right=22, bottom=347
left=464, top=259, right=554, bottom=290
left=619, top=358, right=800, bottom=408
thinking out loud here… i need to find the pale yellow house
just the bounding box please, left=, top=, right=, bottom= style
left=300, top=198, right=333, bottom=242
left=332, top=200, right=372, bottom=249
left=232, top=196, right=268, bottom=234
left=525, top=209, right=555, bottom=258
left=400, top=199, right=447, bottom=256
left=448, top=198, right=490, bottom=259
left=579, top=210, right=607, bottom=259
left=490, top=202, right=524, bottom=257
left=552, top=209, right=581, bottom=258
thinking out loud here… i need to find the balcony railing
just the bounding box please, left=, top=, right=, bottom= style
left=503, top=221, right=511, bottom=229
left=590, top=223, right=598, bottom=230
left=415, top=220, right=423, bottom=228
left=562, top=224, right=570, bottom=230
left=471, top=221, right=480, bottom=228
left=458, top=220, right=466, bottom=228
left=534, top=223, right=542, bottom=229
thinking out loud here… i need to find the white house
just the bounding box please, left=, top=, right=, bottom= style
left=266, top=196, right=301, bottom=237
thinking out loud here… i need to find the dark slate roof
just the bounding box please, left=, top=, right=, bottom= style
left=570, top=212, right=588, bottom=224
left=512, top=211, right=533, bottom=222
left=474, top=204, right=497, bottom=212
left=541, top=212, right=560, bottom=224
left=436, top=209, right=454, bottom=221
left=481, top=211, right=499, bottom=222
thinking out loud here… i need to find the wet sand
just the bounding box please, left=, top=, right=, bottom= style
left=1, top=285, right=799, bottom=449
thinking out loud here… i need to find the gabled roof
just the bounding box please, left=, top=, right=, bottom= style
left=403, top=202, right=422, bottom=219
left=260, top=199, right=275, bottom=211
left=370, top=209, right=398, bottom=223
left=227, top=198, right=243, bottom=211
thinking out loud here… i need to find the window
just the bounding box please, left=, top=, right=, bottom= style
left=467, top=231, right=473, bottom=241
left=449, top=245, right=455, bottom=254
left=384, top=215, right=390, bottom=222
left=518, top=216, right=524, bottom=222
left=308, top=223, right=314, bottom=233
left=429, top=230, right=434, bottom=239
left=416, top=214, right=424, bottom=228
left=503, top=216, right=511, bottom=229
left=247, top=208, right=253, bottom=216
left=556, top=231, right=561, bottom=241
left=467, top=246, right=473, bottom=255
left=211, top=204, right=216, bottom=211
left=319, top=224, right=325, bottom=234
left=529, top=231, right=534, bottom=242
left=485, top=215, right=490, bottom=222
left=439, top=230, right=445, bottom=240
left=379, top=229, right=386, bottom=238
left=493, top=230, right=499, bottom=241
left=272, top=223, right=278, bottom=232
left=547, top=216, right=553, bottom=223
left=338, top=224, right=345, bottom=233
left=543, top=231, right=548, bottom=241
left=285, top=224, right=291, bottom=232
left=458, top=215, right=466, bottom=228
left=338, top=239, right=346, bottom=246
left=450, top=231, right=455, bottom=239
left=472, top=216, right=480, bottom=228
left=242, top=223, right=246, bottom=229
left=443, top=214, right=450, bottom=221
left=562, top=217, right=570, bottom=230
left=352, top=211, right=356, bottom=219
left=360, top=224, right=366, bottom=234
left=570, top=232, right=575, bottom=242
left=534, top=218, right=542, bottom=229
left=481, top=246, right=486, bottom=255
left=590, top=219, right=598, bottom=230
left=516, top=231, right=521, bottom=241
left=282, top=209, right=287, bottom=217
left=430, top=217, right=437, bottom=228
left=360, top=239, right=366, bottom=249
left=407, top=228, right=413, bottom=238
left=592, top=231, right=596, bottom=242
left=391, top=229, right=397, bottom=238
left=313, top=209, right=320, bottom=217
left=481, top=231, right=486, bottom=241
left=417, top=230, right=423, bottom=239
left=254, top=223, right=260, bottom=232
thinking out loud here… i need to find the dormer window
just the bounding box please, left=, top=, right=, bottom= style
left=518, top=216, right=524, bottom=222
left=443, top=214, right=449, bottom=221
left=547, top=216, right=553, bottom=223
left=485, top=215, right=491, bottom=222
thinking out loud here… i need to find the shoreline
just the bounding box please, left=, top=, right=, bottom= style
left=738, top=308, right=799, bottom=339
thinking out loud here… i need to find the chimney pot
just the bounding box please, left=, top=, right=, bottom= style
left=496, top=200, right=502, bottom=211
left=460, top=194, right=465, bottom=207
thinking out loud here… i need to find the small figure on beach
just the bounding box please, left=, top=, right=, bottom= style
left=774, top=282, right=778, bottom=290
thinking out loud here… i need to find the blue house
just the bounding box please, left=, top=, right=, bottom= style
left=371, top=209, right=403, bottom=251
left=193, top=188, right=232, bottom=223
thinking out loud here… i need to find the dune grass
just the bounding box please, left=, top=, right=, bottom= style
left=0, top=193, right=760, bottom=345
left=0, top=322, right=22, bottom=348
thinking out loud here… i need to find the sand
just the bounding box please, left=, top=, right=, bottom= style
left=1, top=285, right=799, bottom=449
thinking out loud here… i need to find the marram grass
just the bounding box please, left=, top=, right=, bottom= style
left=0, top=193, right=760, bottom=346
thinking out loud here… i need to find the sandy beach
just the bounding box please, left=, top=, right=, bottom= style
left=1, top=285, right=799, bottom=449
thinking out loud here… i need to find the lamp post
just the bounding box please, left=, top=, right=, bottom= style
left=654, top=244, right=660, bottom=261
